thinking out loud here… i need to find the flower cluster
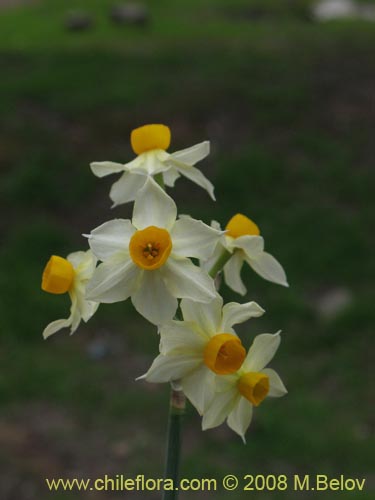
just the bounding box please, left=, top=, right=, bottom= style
left=41, top=124, right=288, bottom=440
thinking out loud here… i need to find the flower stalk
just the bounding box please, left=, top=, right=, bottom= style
left=208, top=249, right=232, bottom=279
left=162, top=387, right=186, bottom=500
left=154, top=172, right=165, bottom=189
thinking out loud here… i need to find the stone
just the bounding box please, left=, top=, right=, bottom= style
left=314, top=287, right=353, bottom=319
left=313, top=0, right=375, bottom=21
left=313, top=0, right=356, bottom=20
left=358, top=4, right=375, bottom=21
left=87, top=337, right=111, bottom=360
left=110, top=3, right=149, bottom=26
left=65, top=10, right=94, bottom=32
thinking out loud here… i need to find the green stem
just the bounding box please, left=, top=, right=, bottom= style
left=162, top=386, right=186, bottom=500
left=154, top=173, right=165, bottom=189
left=208, top=249, right=232, bottom=279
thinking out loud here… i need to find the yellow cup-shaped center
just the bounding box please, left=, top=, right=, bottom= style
left=237, top=372, right=269, bottom=407
left=203, top=333, right=246, bottom=375
left=226, top=213, right=260, bottom=238
left=129, top=226, right=172, bottom=270
left=41, top=255, right=75, bottom=294
left=130, top=124, right=171, bottom=155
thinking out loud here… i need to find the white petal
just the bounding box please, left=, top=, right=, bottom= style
left=220, top=301, right=265, bottom=331
left=159, top=321, right=207, bottom=355
left=170, top=141, right=210, bottom=165
left=171, top=217, right=223, bottom=260
left=69, top=296, right=82, bottom=334
left=227, top=396, right=253, bottom=442
left=131, top=270, right=178, bottom=325
left=170, top=161, right=215, bottom=200
left=132, top=177, right=177, bottom=230
left=79, top=299, right=99, bottom=322
left=87, top=219, right=135, bottom=261
left=67, top=250, right=87, bottom=269
left=163, top=168, right=181, bottom=187
left=131, top=150, right=170, bottom=175
left=180, top=295, right=223, bottom=336
left=243, top=332, right=281, bottom=372
left=246, top=251, right=289, bottom=287
left=86, top=258, right=140, bottom=303
left=202, top=388, right=237, bottom=430
left=73, top=283, right=99, bottom=322
left=69, top=250, right=97, bottom=281
left=162, top=258, right=216, bottom=303
left=182, top=366, right=216, bottom=415
left=110, top=171, right=147, bottom=207
left=234, top=235, right=264, bottom=259
left=43, top=317, right=73, bottom=339
left=43, top=295, right=80, bottom=339
left=141, top=353, right=200, bottom=383
left=211, top=220, right=222, bottom=231
left=90, top=161, right=126, bottom=178
left=262, top=368, right=288, bottom=398
left=223, top=253, right=247, bottom=295
left=200, top=240, right=224, bottom=273
left=214, top=373, right=239, bottom=393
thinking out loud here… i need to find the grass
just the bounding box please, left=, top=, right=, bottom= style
left=0, top=0, right=374, bottom=498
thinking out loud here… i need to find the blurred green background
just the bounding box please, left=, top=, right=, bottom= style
left=0, top=0, right=374, bottom=498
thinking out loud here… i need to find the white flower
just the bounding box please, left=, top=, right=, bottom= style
left=205, top=213, right=288, bottom=294
left=90, top=124, right=214, bottom=206
left=202, top=332, right=287, bottom=442
left=41, top=250, right=99, bottom=339
left=140, top=295, right=265, bottom=414
left=85, top=177, right=221, bottom=325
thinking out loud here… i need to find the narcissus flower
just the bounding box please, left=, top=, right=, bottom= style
left=140, top=295, right=265, bottom=414
left=90, top=124, right=214, bottom=206
left=85, top=178, right=221, bottom=325
left=206, top=214, right=288, bottom=294
left=41, top=250, right=99, bottom=339
left=202, top=332, right=287, bottom=442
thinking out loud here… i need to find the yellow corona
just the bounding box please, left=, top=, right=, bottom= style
left=237, top=372, right=270, bottom=406
left=129, top=226, right=172, bottom=270
left=226, top=213, right=260, bottom=238
left=41, top=255, right=75, bottom=294
left=203, top=333, right=246, bottom=375
left=130, top=124, right=171, bottom=155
